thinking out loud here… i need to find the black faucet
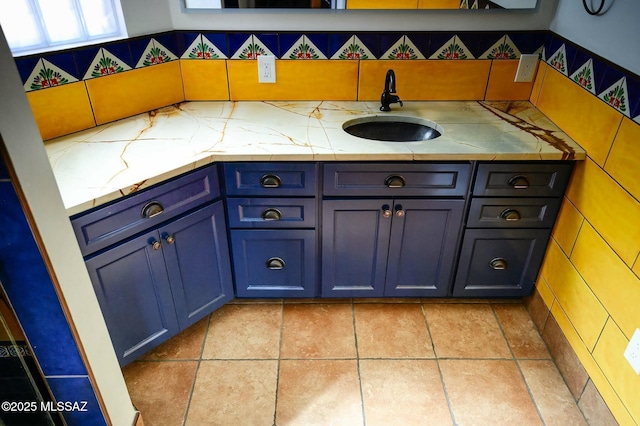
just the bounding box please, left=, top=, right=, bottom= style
left=380, top=69, right=403, bottom=112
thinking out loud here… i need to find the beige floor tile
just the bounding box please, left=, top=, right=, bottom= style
left=280, top=303, right=356, bottom=359
left=276, top=359, right=363, bottom=426
left=360, top=359, right=451, bottom=426
left=186, top=360, right=278, bottom=426
left=493, top=304, right=550, bottom=359
left=284, top=298, right=352, bottom=304
left=440, top=359, right=542, bottom=426
left=353, top=298, right=422, bottom=303
left=122, top=361, right=197, bottom=426
left=519, top=360, right=588, bottom=425
left=354, top=304, right=434, bottom=358
left=424, top=304, right=511, bottom=358
left=201, top=304, right=281, bottom=359
left=140, top=316, right=209, bottom=361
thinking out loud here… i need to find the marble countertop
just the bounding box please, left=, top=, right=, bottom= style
left=45, top=100, right=585, bottom=215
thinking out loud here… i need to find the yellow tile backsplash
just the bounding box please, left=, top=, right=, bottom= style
left=26, top=82, right=95, bottom=140
left=347, top=0, right=417, bottom=8
left=180, top=60, right=229, bottom=101
left=485, top=59, right=536, bottom=101
left=528, top=61, right=547, bottom=106
left=86, top=62, right=184, bottom=125
left=604, top=117, right=640, bottom=202
left=418, top=0, right=460, bottom=8
left=550, top=197, right=583, bottom=256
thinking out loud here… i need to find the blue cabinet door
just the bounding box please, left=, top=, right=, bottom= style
left=385, top=199, right=464, bottom=297
left=322, top=200, right=392, bottom=297
left=162, top=201, right=234, bottom=330
left=85, top=231, right=180, bottom=366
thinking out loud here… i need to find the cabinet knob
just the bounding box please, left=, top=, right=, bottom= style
left=382, top=204, right=392, bottom=218
left=384, top=175, right=406, bottom=188
left=141, top=201, right=164, bottom=218
left=499, top=208, right=521, bottom=221
left=164, top=235, right=175, bottom=244
left=489, top=257, right=508, bottom=270
left=508, top=175, right=530, bottom=189
left=151, top=240, right=162, bottom=250
left=266, top=257, right=285, bottom=270
left=395, top=204, right=405, bottom=217
left=260, top=174, right=282, bottom=188
left=262, top=208, right=283, bottom=221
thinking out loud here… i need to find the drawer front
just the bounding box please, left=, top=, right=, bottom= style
left=231, top=229, right=316, bottom=298
left=453, top=228, right=551, bottom=297
left=466, top=197, right=562, bottom=229
left=224, top=163, right=316, bottom=196
left=72, top=165, right=220, bottom=256
left=227, top=198, right=316, bottom=228
left=473, top=162, right=573, bottom=197
left=323, top=163, right=471, bottom=197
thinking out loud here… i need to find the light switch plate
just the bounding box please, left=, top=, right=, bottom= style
left=624, top=328, right=640, bottom=375
left=258, top=55, right=276, bottom=83
left=514, top=54, right=539, bottom=83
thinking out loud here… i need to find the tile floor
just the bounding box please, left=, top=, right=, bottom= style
left=122, top=298, right=589, bottom=426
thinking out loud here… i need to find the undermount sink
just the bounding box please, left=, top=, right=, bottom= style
left=343, top=115, right=442, bottom=142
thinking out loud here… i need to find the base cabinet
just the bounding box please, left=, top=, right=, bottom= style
left=322, top=199, right=464, bottom=297
left=85, top=202, right=232, bottom=366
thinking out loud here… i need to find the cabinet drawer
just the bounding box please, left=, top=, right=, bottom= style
left=231, top=229, right=316, bottom=298
left=473, top=162, right=573, bottom=197
left=227, top=198, right=316, bottom=228
left=323, top=163, right=471, bottom=197
left=72, top=166, right=220, bottom=256
left=453, top=228, right=551, bottom=297
left=466, top=198, right=562, bottom=229
left=224, top=163, right=316, bottom=196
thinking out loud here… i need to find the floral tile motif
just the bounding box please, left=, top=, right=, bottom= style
left=569, top=58, right=596, bottom=94
left=24, top=59, right=78, bottom=92
left=480, top=35, right=521, bottom=60
left=547, top=44, right=567, bottom=75
left=230, top=34, right=276, bottom=59
left=429, top=36, right=474, bottom=60
left=598, top=77, right=630, bottom=117
left=181, top=34, right=227, bottom=59
left=331, top=35, right=375, bottom=60
left=135, top=38, right=178, bottom=68
left=282, top=35, right=327, bottom=60
left=381, top=35, right=425, bottom=60
left=83, top=48, right=132, bottom=80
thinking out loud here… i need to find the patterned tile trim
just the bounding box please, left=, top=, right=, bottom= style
left=181, top=34, right=227, bottom=59
left=331, top=35, right=375, bottom=60
left=282, top=35, right=327, bottom=60
left=83, top=48, right=132, bottom=80
left=547, top=43, right=568, bottom=76
left=381, top=35, right=425, bottom=60
left=598, top=77, right=630, bottom=117
left=480, top=35, right=521, bottom=60
left=230, top=34, right=276, bottom=59
left=135, top=38, right=178, bottom=68
left=429, top=35, right=474, bottom=60
left=24, top=59, right=78, bottom=92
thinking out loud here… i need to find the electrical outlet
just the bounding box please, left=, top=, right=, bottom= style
left=514, top=54, right=539, bottom=83
left=258, top=55, right=276, bottom=83
left=624, top=328, right=640, bottom=375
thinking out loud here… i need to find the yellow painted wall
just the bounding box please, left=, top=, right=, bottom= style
left=535, top=62, right=640, bottom=426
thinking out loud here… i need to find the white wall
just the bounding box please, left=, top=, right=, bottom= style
left=121, top=0, right=558, bottom=35
left=550, top=0, right=640, bottom=74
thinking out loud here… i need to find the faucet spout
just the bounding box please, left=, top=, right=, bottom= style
left=380, top=69, right=403, bottom=112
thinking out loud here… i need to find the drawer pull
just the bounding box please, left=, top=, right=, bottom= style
left=382, top=204, right=392, bottom=218
left=141, top=201, right=164, bottom=218
left=261, top=208, right=283, bottom=221
left=151, top=240, right=162, bottom=250
left=260, top=174, right=282, bottom=188
left=489, top=258, right=508, bottom=270
left=266, top=257, right=285, bottom=270
left=499, top=208, right=522, bottom=221
left=508, top=175, right=530, bottom=189
left=385, top=175, right=406, bottom=188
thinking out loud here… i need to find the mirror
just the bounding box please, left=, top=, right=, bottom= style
left=185, top=0, right=537, bottom=10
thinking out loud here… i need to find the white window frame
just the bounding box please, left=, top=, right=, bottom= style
left=2, top=0, right=128, bottom=57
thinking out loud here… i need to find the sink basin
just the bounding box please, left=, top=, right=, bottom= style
left=343, top=115, right=442, bottom=142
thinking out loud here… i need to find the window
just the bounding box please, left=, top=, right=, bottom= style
left=1, top=0, right=127, bottom=57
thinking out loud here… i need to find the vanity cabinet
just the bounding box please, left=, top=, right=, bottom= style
left=452, top=162, right=573, bottom=297
left=224, top=163, right=318, bottom=298
left=321, top=163, right=470, bottom=297
left=72, top=165, right=233, bottom=366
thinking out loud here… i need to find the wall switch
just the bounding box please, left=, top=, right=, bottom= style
left=624, top=328, right=640, bottom=375
left=258, top=55, right=276, bottom=83
left=514, top=54, right=539, bottom=83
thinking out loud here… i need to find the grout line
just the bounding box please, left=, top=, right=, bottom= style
left=272, top=301, right=284, bottom=426
left=181, top=313, right=214, bottom=426
left=352, top=301, right=367, bottom=426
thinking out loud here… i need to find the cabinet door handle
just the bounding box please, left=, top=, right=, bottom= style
left=508, top=175, right=530, bottom=189
left=141, top=201, right=164, bottom=218
left=151, top=240, right=162, bottom=250
left=499, top=208, right=521, bottom=221
left=489, top=257, right=508, bottom=270
left=395, top=204, right=405, bottom=217
left=384, top=175, right=406, bottom=188
left=266, top=257, right=285, bottom=270
left=164, top=235, right=175, bottom=244
left=260, top=174, right=282, bottom=188
left=262, top=208, right=283, bottom=221
left=382, top=204, right=392, bottom=218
